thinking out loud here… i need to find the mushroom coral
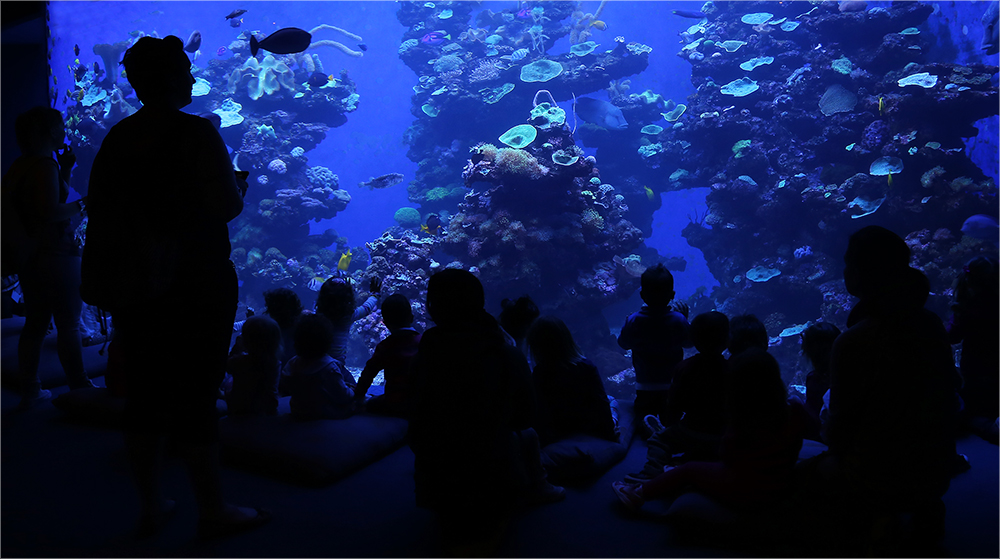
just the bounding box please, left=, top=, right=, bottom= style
left=93, top=40, right=131, bottom=86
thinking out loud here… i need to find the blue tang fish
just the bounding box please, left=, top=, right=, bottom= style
left=574, top=97, right=628, bottom=130
left=251, top=27, right=312, bottom=57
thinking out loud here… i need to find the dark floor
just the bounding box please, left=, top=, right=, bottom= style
left=1, top=376, right=998, bottom=558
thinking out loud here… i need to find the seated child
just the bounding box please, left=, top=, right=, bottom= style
left=799, top=322, right=841, bottom=441
left=315, top=276, right=383, bottom=387
left=226, top=315, right=282, bottom=416
left=728, top=314, right=769, bottom=357
left=279, top=313, right=356, bottom=420
left=617, top=263, right=692, bottom=422
left=354, top=294, right=421, bottom=417
left=613, top=348, right=810, bottom=512
left=262, top=287, right=306, bottom=367
left=624, top=311, right=730, bottom=482
left=526, top=315, right=617, bottom=446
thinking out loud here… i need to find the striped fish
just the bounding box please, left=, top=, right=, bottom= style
left=510, top=48, right=529, bottom=61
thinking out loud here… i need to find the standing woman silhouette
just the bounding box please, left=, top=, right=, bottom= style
left=4, top=106, right=94, bottom=407
left=83, top=35, right=268, bottom=538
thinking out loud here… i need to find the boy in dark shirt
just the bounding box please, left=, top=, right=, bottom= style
left=618, top=263, right=691, bottom=422
left=625, top=311, right=729, bottom=483
left=354, top=294, right=421, bottom=417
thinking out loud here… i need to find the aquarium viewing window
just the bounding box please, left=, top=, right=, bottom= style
left=46, top=1, right=998, bottom=387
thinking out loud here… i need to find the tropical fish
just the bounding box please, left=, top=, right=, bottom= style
left=887, top=173, right=893, bottom=188
left=338, top=249, right=353, bottom=271
left=516, top=7, right=531, bottom=19
left=73, top=44, right=80, bottom=56
left=230, top=17, right=242, bottom=28
left=510, top=48, right=529, bottom=61
left=574, top=97, right=628, bottom=130
left=420, top=31, right=450, bottom=45
left=225, top=9, right=247, bottom=20
left=878, top=95, right=885, bottom=115
left=307, top=71, right=331, bottom=88
left=359, top=173, right=404, bottom=190
left=357, top=43, right=368, bottom=52
left=421, top=213, right=442, bottom=235
left=644, top=186, right=655, bottom=201
left=250, top=27, right=312, bottom=57
left=672, top=9, right=707, bottom=19
left=184, top=30, right=201, bottom=53
left=590, top=20, right=608, bottom=31
left=217, top=46, right=227, bottom=56
left=307, top=276, right=327, bottom=291
left=983, top=0, right=999, bottom=55
left=960, top=214, right=999, bottom=241
left=93, top=61, right=101, bottom=75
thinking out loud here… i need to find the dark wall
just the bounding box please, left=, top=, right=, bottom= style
left=2, top=2, right=50, bottom=176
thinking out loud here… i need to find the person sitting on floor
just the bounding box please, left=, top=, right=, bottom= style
left=613, top=348, right=810, bottom=512
left=798, top=322, right=841, bottom=441
left=946, top=255, right=999, bottom=445
left=499, top=295, right=540, bottom=359
left=262, top=287, right=306, bottom=368
left=624, top=311, right=730, bottom=483
left=727, top=313, right=768, bottom=357
left=617, top=263, right=692, bottom=424
left=823, top=225, right=962, bottom=551
left=226, top=314, right=281, bottom=416
left=526, top=315, right=617, bottom=446
left=353, top=293, right=421, bottom=417
left=279, top=313, right=356, bottom=420
left=409, top=269, right=563, bottom=555
left=315, top=276, right=383, bottom=388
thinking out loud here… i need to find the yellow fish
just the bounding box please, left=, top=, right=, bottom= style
left=887, top=173, right=893, bottom=188
left=644, top=186, right=655, bottom=201
left=338, top=249, right=352, bottom=271
left=878, top=96, right=884, bottom=115
left=590, top=20, right=608, bottom=31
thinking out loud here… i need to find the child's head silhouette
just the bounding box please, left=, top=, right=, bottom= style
left=381, top=293, right=414, bottom=330
left=640, top=263, right=675, bottom=307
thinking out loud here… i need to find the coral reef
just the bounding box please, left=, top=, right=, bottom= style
left=642, top=0, right=997, bottom=384
left=395, top=1, right=650, bottom=214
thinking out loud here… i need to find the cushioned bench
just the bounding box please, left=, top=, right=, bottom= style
left=52, top=386, right=228, bottom=428
left=1, top=317, right=107, bottom=390
left=218, top=393, right=409, bottom=487
left=540, top=398, right=637, bottom=486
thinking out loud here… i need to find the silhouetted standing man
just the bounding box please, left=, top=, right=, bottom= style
left=83, top=35, right=268, bottom=538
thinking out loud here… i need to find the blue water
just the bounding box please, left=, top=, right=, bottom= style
left=48, top=0, right=998, bottom=335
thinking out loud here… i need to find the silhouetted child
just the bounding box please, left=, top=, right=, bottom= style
left=617, top=263, right=691, bottom=422
left=354, top=293, right=421, bottom=417
left=946, top=256, right=999, bottom=444
left=728, top=313, right=768, bottom=357
left=279, top=313, right=356, bottom=420
left=526, top=315, right=617, bottom=446
left=799, top=322, right=841, bottom=441
left=315, top=276, right=382, bottom=387
left=613, top=349, right=810, bottom=512
left=624, top=311, right=730, bottom=483
left=262, top=287, right=305, bottom=367
left=499, top=295, right=540, bottom=358
left=226, top=315, right=281, bottom=416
